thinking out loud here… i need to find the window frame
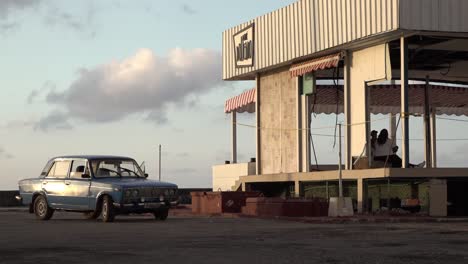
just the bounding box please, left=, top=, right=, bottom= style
left=45, top=159, right=72, bottom=179
left=69, top=159, right=90, bottom=180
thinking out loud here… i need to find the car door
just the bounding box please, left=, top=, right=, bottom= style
left=63, top=159, right=92, bottom=210
left=42, top=160, right=71, bottom=209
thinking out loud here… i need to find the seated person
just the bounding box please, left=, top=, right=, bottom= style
left=374, top=129, right=425, bottom=168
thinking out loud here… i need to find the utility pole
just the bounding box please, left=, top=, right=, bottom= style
left=159, top=144, right=162, bottom=181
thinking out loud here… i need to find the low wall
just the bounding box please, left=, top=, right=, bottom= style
left=0, top=188, right=212, bottom=207
left=0, top=191, right=22, bottom=207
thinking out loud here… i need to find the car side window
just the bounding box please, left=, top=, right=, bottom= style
left=46, top=161, right=71, bottom=179
left=70, top=160, right=89, bottom=179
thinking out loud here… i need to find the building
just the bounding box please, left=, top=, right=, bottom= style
left=213, top=0, right=468, bottom=217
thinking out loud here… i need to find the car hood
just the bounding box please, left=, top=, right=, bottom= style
left=93, top=178, right=177, bottom=188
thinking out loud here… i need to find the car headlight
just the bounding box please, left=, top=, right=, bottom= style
left=132, top=189, right=139, bottom=197
left=164, top=189, right=169, bottom=196
left=125, top=189, right=132, bottom=197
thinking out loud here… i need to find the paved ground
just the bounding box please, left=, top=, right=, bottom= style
left=1, top=211, right=468, bottom=264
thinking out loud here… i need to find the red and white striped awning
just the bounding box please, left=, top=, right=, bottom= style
left=224, top=87, right=256, bottom=113
left=224, top=84, right=468, bottom=116
left=289, top=53, right=342, bottom=77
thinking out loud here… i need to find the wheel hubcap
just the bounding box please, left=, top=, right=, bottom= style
left=37, top=200, right=46, bottom=216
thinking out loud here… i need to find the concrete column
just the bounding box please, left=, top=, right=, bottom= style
left=357, top=178, right=364, bottom=214
left=255, top=75, right=261, bottom=175
left=294, top=181, right=300, bottom=198
left=429, top=179, right=447, bottom=217
left=344, top=51, right=352, bottom=170
left=430, top=110, right=437, bottom=168
left=231, top=111, right=237, bottom=164
left=401, top=37, right=410, bottom=168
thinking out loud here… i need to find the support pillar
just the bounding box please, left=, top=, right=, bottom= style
left=294, top=181, right=300, bottom=198
left=430, top=110, right=437, bottom=168
left=423, top=77, right=432, bottom=168
left=357, top=178, right=364, bottom=214
left=389, top=114, right=397, bottom=140
left=296, top=77, right=302, bottom=172
left=400, top=37, right=410, bottom=168
left=344, top=51, right=352, bottom=169
left=231, top=111, right=237, bottom=164
left=255, top=75, right=261, bottom=175
left=301, top=95, right=311, bottom=172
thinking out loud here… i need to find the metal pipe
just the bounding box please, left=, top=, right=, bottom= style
left=232, top=111, right=237, bottom=164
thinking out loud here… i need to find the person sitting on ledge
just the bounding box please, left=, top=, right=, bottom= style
left=373, top=129, right=425, bottom=168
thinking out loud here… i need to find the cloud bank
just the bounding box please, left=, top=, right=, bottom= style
left=36, top=48, right=222, bottom=130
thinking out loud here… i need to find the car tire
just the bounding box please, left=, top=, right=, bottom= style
left=101, top=196, right=115, bottom=223
left=153, top=208, right=169, bottom=221
left=34, top=195, right=54, bottom=221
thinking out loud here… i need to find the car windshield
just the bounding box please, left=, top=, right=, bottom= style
left=91, top=159, right=144, bottom=178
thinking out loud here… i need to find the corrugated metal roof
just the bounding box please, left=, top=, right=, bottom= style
left=223, top=0, right=468, bottom=80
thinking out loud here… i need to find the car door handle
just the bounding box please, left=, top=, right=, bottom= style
left=43, top=181, right=48, bottom=185
left=65, top=181, right=71, bottom=185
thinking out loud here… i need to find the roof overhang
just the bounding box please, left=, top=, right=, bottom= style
left=225, top=84, right=468, bottom=116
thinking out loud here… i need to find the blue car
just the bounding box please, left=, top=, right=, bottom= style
left=16, top=155, right=178, bottom=222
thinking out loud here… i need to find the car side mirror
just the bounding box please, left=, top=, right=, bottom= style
left=81, top=174, right=91, bottom=179
left=144, top=173, right=149, bottom=178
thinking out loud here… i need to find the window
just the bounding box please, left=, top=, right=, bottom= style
left=46, top=161, right=71, bottom=178
left=91, top=159, right=143, bottom=178
left=70, top=160, right=88, bottom=179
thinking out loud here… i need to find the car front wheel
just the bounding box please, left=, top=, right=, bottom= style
left=101, top=196, right=115, bottom=223
left=34, top=195, right=54, bottom=221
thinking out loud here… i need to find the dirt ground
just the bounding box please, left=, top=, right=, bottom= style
left=1, top=211, right=468, bottom=264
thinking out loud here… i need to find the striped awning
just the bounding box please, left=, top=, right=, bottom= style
left=224, top=87, right=256, bottom=113
left=224, top=84, right=468, bottom=116
left=289, top=53, right=342, bottom=77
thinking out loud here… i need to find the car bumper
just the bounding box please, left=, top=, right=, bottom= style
left=113, top=201, right=170, bottom=214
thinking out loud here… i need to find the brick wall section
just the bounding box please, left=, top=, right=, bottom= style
left=260, top=68, right=298, bottom=174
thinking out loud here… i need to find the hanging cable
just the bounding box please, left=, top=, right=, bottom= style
left=332, top=66, right=341, bottom=148
left=310, top=131, right=320, bottom=171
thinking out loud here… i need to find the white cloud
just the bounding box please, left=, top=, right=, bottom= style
left=37, top=48, right=222, bottom=130
left=0, top=0, right=41, bottom=19
left=0, top=147, right=14, bottom=159
left=181, top=4, right=196, bottom=15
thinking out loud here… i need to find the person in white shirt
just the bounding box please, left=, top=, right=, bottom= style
left=373, top=129, right=425, bottom=168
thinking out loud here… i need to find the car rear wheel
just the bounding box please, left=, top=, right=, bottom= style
left=34, top=195, right=54, bottom=221
left=101, top=196, right=115, bottom=223
left=153, top=208, right=169, bottom=221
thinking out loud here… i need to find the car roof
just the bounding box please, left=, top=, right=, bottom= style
left=50, top=155, right=135, bottom=161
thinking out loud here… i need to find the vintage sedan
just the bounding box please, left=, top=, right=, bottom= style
left=16, top=155, right=178, bottom=222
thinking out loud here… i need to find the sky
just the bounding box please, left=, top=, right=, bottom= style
left=1, top=0, right=468, bottom=190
